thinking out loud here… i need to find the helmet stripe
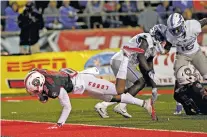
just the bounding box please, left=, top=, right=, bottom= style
left=170, top=13, right=174, bottom=27
left=177, top=14, right=182, bottom=24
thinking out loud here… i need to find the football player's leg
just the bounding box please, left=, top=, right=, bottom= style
left=96, top=81, right=133, bottom=118
left=113, top=64, right=145, bottom=118
left=139, top=64, right=158, bottom=103
left=173, top=102, right=183, bottom=115
left=113, top=56, right=129, bottom=94
left=174, top=54, right=191, bottom=90
left=95, top=58, right=124, bottom=110
left=117, top=93, right=156, bottom=120
left=174, top=54, right=191, bottom=77
left=82, top=74, right=116, bottom=118
left=88, top=76, right=154, bottom=119
left=192, top=50, right=207, bottom=80
left=90, top=93, right=112, bottom=118
left=110, top=58, right=145, bottom=96
left=174, top=81, right=183, bottom=114
left=120, top=75, right=157, bottom=120
left=83, top=74, right=143, bottom=107
left=94, top=57, right=129, bottom=118
left=113, top=62, right=145, bottom=118
left=113, top=81, right=133, bottom=118
left=173, top=54, right=191, bottom=113
left=103, top=57, right=132, bottom=118
left=124, top=62, right=145, bottom=96
left=174, top=88, right=199, bottom=115
left=83, top=74, right=153, bottom=116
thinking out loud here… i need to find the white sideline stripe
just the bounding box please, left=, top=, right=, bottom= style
left=1, top=119, right=207, bottom=135
left=6, top=100, right=23, bottom=102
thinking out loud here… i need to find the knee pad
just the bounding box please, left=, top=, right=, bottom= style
left=125, top=78, right=145, bottom=96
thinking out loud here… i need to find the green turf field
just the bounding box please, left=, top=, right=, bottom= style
left=2, top=93, right=207, bottom=133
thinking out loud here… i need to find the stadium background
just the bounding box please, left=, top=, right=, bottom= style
left=1, top=0, right=207, bottom=136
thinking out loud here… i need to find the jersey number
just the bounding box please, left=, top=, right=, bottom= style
left=60, top=68, right=78, bottom=78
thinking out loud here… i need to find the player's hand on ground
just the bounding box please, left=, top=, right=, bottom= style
left=152, top=88, right=158, bottom=103
left=148, top=71, right=160, bottom=84
left=47, top=123, right=62, bottom=129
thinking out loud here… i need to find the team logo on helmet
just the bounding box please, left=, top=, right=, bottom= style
left=32, top=78, right=41, bottom=86
left=184, top=68, right=192, bottom=76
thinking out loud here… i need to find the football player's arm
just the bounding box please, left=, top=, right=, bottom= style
left=199, top=18, right=207, bottom=28
left=137, top=39, right=159, bottom=84
left=57, top=87, right=72, bottom=126
left=147, top=57, right=157, bottom=88
left=147, top=57, right=158, bottom=102
left=137, top=39, right=151, bottom=72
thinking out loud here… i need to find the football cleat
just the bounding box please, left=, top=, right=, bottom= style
left=114, top=104, right=132, bottom=118
left=95, top=103, right=109, bottom=118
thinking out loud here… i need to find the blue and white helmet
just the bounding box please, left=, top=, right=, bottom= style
left=149, top=24, right=166, bottom=42
left=167, top=13, right=186, bottom=37
left=149, top=24, right=166, bottom=54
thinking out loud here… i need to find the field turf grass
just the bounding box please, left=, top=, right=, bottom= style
left=2, top=87, right=207, bottom=133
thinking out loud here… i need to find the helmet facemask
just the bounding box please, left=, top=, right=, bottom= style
left=169, top=21, right=186, bottom=38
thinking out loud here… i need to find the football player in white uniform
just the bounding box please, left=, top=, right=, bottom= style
left=24, top=65, right=157, bottom=128
left=161, top=13, right=207, bottom=114
left=163, top=13, right=207, bottom=80
left=94, top=25, right=168, bottom=118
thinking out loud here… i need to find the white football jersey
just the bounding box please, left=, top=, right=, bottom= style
left=112, top=33, right=157, bottom=65
left=166, top=20, right=202, bottom=55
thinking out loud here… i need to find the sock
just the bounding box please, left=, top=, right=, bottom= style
left=176, top=102, right=182, bottom=106
left=101, top=102, right=117, bottom=107
left=116, top=56, right=129, bottom=79
left=121, top=93, right=144, bottom=107
left=175, top=102, right=183, bottom=112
